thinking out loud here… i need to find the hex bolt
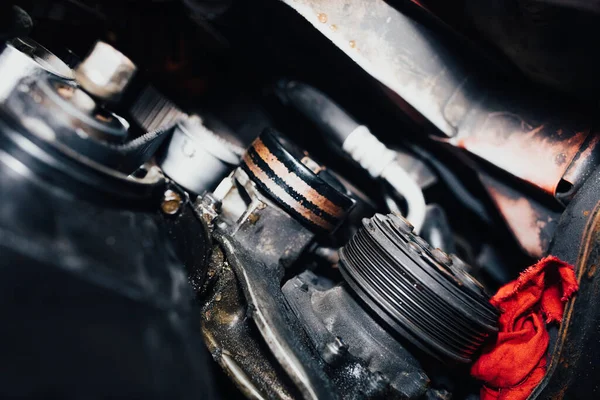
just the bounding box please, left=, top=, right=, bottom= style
left=195, top=193, right=220, bottom=225
left=389, top=213, right=414, bottom=234
left=414, top=236, right=431, bottom=252
left=431, top=248, right=451, bottom=265
left=407, top=242, right=422, bottom=254
left=161, top=189, right=182, bottom=215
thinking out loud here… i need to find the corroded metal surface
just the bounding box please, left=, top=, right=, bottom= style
left=531, top=166, right=600, bottom=399
left=280, top=0, right=599, bottom=198
left=479, top=173, right=561, bottom=258
left=279, top=0, right=466, bottom=136
left=452, top=116, right=590, bottom=196
left=242, top=129, right=354, bottom=233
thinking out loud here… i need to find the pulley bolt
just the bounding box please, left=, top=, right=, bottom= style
left=161, top=190, right=182, bottom=215
left=431, top=248, right=451, bottom=265
left=390, top=213, right=414, bottom=234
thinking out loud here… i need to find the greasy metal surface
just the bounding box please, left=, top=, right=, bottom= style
left=214, top=231, right=335, bottom=400
left=339, top=214, right=498, bottom=363
left=0, top=106, right=165, bottom=206
left=202, top=164, right=339, bottom=398
left=216, top=168, right=316, bottom=269
left=531, top=166, right=600, bottom=399
left=283, top=271, right=431, bottom=399
left=280, top=0, right=597, bottom=197
left=2, top=76, right=170, bottom=177
left=479, top=173, right=561, bottom=258
left=200, top=246, right=296, bottom=400
left=162, top=197, right=211, bottom=293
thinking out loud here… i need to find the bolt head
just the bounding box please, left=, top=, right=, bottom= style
left=161, top=189, right=182, bottom=215
left=389, top=213, right=414, bottom=233
left=432, top=248, right=451, bottom=265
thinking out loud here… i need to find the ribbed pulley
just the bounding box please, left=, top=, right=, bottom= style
left=339, top=213, right=499, bottom=363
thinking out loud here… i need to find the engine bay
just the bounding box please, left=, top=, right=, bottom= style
left=1, top=1, right=599, bottom=399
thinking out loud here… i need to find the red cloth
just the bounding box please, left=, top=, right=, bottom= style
left=471, top=256, right=579, bottom=400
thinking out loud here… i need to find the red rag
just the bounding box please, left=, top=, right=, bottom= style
left=471, top=256, right=578, bottom=400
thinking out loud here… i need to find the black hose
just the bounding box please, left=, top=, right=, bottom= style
left=275, top=80, right=359, bottom=147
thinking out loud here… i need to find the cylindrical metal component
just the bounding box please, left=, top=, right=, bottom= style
left=241, top=128, right=355, bottom=234
left=158, top=117, right=243, bottom=194
left=339, top=214, right=498, bottom=363
left=0, top=37, right=74, bottom=101
left=74, top=41, right=137, bottom=101
left=0, top=84, right=163, bottom=202
left=2, top=74, right=132, bottom=169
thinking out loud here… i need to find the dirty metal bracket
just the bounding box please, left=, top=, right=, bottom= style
left=213, top=231, right=335, bottom=400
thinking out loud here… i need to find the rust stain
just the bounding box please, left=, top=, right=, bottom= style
left=562, top=133, right=600, bottom=185
left=452, top=114, right=589, bottom=195
left=486, top=186, right=548, bottom=257
left=242, top=152, right=334, bottom=231
left=252, top=138, right=345, bottom=218
left=584, top=210, right=590, bottom=217
left=554, top=385, right=568, bottom=400
left=246, top=212, right=260, bottom=225
left=586, top=264, right=597, bottom=280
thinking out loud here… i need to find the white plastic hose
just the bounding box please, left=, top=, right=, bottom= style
left=343, top=126, right=426, bottom=233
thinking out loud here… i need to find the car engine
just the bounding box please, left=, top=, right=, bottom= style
left=1, top=1, right=599, bottom=399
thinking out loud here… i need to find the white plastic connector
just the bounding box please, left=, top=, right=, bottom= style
left=343, top=125, right=426, bottom=233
